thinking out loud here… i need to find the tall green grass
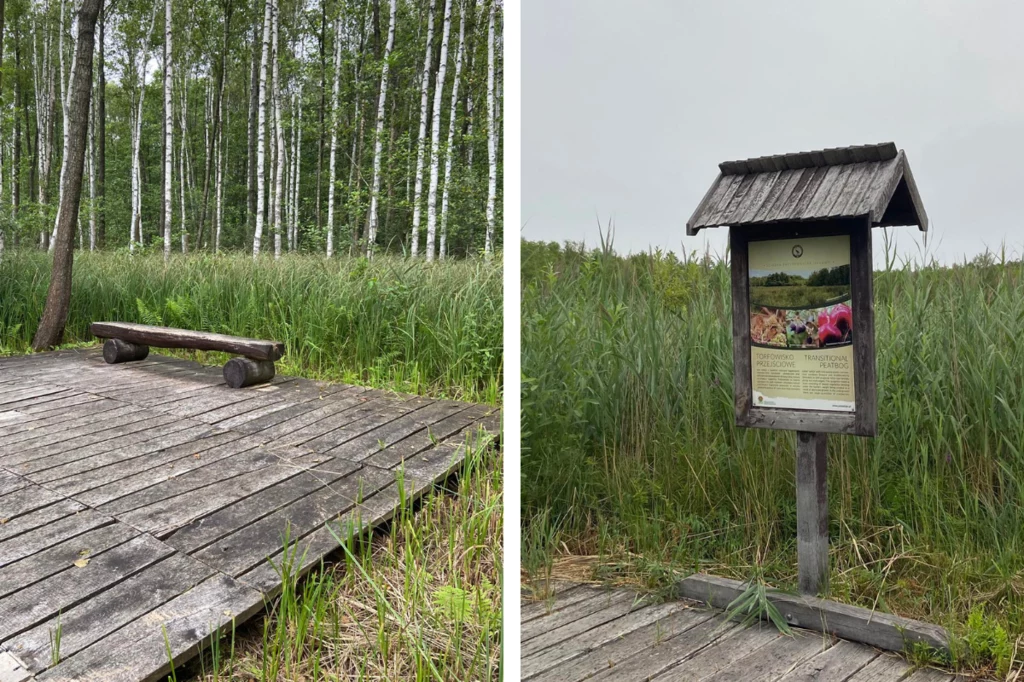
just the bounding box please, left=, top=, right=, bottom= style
left=521, top=237, right=1024, bottom=670
left=0, top=251, right=502, bottom=404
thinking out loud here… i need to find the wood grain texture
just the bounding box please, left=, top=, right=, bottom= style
left=90, top=321, right=285, bottom=361
left=0, top=349, right=495, bottom=681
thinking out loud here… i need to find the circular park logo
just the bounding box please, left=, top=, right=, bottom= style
left=792, top=245, right=804, bottom=258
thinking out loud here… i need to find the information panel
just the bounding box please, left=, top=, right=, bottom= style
left=748, top=235, right=855, bottom=412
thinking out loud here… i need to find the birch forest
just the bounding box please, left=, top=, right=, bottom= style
left=0, top=0, right=504, bottom=260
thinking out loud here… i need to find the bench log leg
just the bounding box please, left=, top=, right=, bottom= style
left=102, top=338, right=150, bottom=364
left=223, top=357, right=276, bottom=388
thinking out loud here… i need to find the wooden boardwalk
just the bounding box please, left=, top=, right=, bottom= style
left=0, top=349, right=498, bottom=682
left=521, top=582, right=959, bottom=682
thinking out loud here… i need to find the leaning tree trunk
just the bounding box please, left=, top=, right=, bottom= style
left=484, top=0, right=496, bottom=258
left=439, top=0, right=466, bottom=260
left=324, top=16, right=343, bottom=257
left=253, top=0, right=272, bottom=257
left=33, top=0, right=101, bottom=350
left=409, top=0, right=436, bottom=257
left=271, top=0, right=284, bottom=259
left=366, top=0, right=397, bottom=259
left=163, top=0, right=173, bottom=261
left=425, top=0, right=453, bottom=262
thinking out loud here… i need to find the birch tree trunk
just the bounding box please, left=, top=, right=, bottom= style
left=485, top=0, right=496, bottom=257
left=88, top=82, right=96, bottom=251
left=179, top=84, right=189, bottom=253
left=272, top=0, right=284, bottom=259
left=215, top=108, right=226, bottom=252
left=130, top=5, right=157, bottom=252
left=324, top=16, right=343, bottom=257
left=425, top=0, right=453, bottom=262
left=33, top=0, right=101, bottom=350
left=50, top=3, right=75, bottom=251
left=290, top=86, right=302, bottom=251
left=409, top=0, right=436, bottom=257
left=253, top=0, right=272, bottom=257
left=439, top=0, right=466, bottom=260
left=96, top=4, right=105, bottom=247
left=163, top=0, right=173, bottom=261
left=366, top=0, right=397, bottom=259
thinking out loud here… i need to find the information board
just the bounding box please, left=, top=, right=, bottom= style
left=747, top=235, right=855, bottom=412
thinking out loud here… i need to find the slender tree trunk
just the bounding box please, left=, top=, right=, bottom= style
left=246, top=25, right=259, bottom=243
left=272, top=0, right=284, bottom=259
left=325, top=16, right=343, bottom=257
left=215, top=108, right=226, bottom=252
left=346, top=5, right=371, bottom=253
left=253, top=0, right=272, bottom=256
left=409, top=0, right=436, bottom=257
left=484, top=0, right=496, bottom=257
left=291, top=86, right=302, bottom=251
left=163, top=0, right=173, bottom=261
left=425, top=0, right=452, bottom=261
left=439, top=1, right=465, bottom=260
left=314, top=0, right=326, bottom=236
left=367, top=0, right=397, bottom=258
left=96, top=5, right=105, bottom=247
left=179, top=82, right=189, bottom=253
left=88, top=76, right=96, bottom=250
left=196, top=1, right=232, bottom=251
left=0, top=0, right=5, bottom=97
left=33, top=0, right=101, bottom=350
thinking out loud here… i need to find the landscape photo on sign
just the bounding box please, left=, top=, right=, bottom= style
left=748, top=235, right=855, bottom=412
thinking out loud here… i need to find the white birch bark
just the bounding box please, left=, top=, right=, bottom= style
left=291, top=86, right=302, bottom=251
left=439, top=0, right=466, bottom=260
left=485, top=0, right=496, bottom=257
left=179, top=84, right=189, bottom=253
left=163, top=0, right=173, bottom=261
left=425, top=0, right=453, bottom=262
left=409, top=0, right=436, bottom=257
left=253, top=0, right=272, bottom=257
left=129, top=5, right=158, bottom=252
left=324, top=16, right=342, bottom=257
left=366, top=0, right=397, bottom=258
left=272, top=0, right=284, bottom=259
left=88, top=91, right=96, bottom=250
left=49, top=3, right=76, bottom=250
left=215, top=109, right=225, bottom=252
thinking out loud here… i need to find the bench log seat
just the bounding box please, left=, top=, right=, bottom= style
left=90, top=322, right=285, bottom=388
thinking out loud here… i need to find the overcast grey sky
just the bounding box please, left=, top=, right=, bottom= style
left=522, top=0, right=1024, bottom=264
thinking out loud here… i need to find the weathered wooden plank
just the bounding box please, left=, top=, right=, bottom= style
left=0, top=486, right=64, bottom=522
left=844, top=653, right=914, bottom=682
left=358, top=405, right=494, bottom=468
left=192, top=464, right=393, bottom=577
left=521, top=601, right=688, bottom=680
left=299, top=400, right=426, bottom=454
left=0, top=533, right=174, bottom=640
left=116, top=450, right=349, bottom=538
left=51, top=428, right=242, bottom=500
left=523, top=591, right=634, bottom=643
left=325, top=400, right=468, bottom=461
left=777, top=639, right=880, bottom=682
left=237, top=393, right=368, bottom=441
left=163, top=457, right=363, bottom=553
left=90, top=322, right=286, bottom=361
left=8, top=393, right=102, bottom=416
left=5, top=552, right=215, bottom=674
left=528, top=609, right=722, bottom=682
left=36, top=573, right=265, bottom=682
left=0, top=523, right=139, bottom=599
left=0, top=400, right=126, bottom=442
left=0, top=405, right=138, bottom=458
left=6, top=412, right=183, bottom=470
left=96, top=439, right=285, bottom=516
left=0, top=509, right=114, bottom=568
left=192, top=392, right=293, bottom=425
left=0, top=501, right=87, bottom=543
left=22, top=419, right=212, bottom=480
left=638, top=621, right=779, bottom=682
left=522, top=593, right=651, bottom=658
left=0, top=385, right=68, bottom=408
left=677, top=573, right=949, bottom=654
left=0, top=469, right=30, bottom=496
left=902, top=668, right=954, bottom=682
left=588, top=613, right=743, bottom=682
left=266, top=396, right=401, bottom=449
left=155, top=386, right=273, bottom=419
left=698, top=630, right=831, bottom=682
left=521, top=585, right=605, bottom=624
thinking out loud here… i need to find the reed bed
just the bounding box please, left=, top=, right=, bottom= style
left=521, top=237, right=1024, bottom=677
left=0, top=251, right=502, bottom=404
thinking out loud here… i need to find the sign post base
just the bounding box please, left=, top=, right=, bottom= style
left=796, top=430, right=829, bottom=596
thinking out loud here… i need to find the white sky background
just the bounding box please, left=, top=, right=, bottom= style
left=522, top=0, right=1024, bottom=265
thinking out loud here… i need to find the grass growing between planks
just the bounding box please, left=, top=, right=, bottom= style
left=0, top=250, right=502, bottom=405
left=521, top=236, right=1024, bottom=679
left=192, top=430, right=502, bottom=681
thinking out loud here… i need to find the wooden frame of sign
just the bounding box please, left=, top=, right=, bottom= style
left=730, top=215, right=877, bottom=438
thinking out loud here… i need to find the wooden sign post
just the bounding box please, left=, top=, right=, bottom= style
left=686, top=143, right=928, bottom=596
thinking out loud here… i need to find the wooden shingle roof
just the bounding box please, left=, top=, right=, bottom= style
left=686, top=142, right=928, bottom=235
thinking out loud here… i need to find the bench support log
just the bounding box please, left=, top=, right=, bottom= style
left=223, top=357, right=276, bottom=388
left=102, top=338, right=150, bottom=364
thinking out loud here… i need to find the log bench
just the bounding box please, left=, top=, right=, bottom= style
left=89, top=322, right=286, bottom=388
